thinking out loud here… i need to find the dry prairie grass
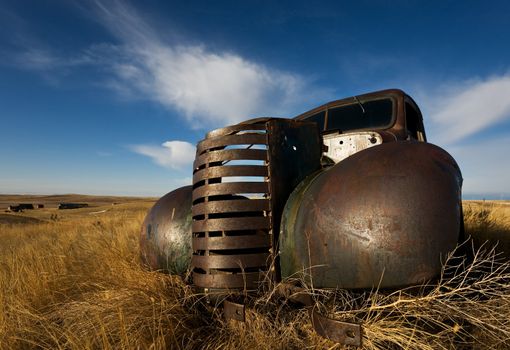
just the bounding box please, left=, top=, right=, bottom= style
left=1, top=200, right=510, bottom=349
left=464, top=201, right=510, bottom=258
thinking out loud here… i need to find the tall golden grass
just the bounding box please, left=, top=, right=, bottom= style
left=1, top=200, right=510, bottom=349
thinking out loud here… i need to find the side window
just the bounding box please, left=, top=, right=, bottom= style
left=405, top=102, right=424, bottom=141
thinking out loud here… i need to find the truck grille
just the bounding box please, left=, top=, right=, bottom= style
left=192, top=118, right=322, bottom=291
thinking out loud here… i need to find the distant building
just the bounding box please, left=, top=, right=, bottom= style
left=7, top=203, right=35, bottom=212
left=58, top=203, right=89, bottom=210
left=7, top=205, right=22, bottom=212
left=36, top=204, right=44, bottom=209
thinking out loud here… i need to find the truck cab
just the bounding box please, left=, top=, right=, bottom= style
left=295, top=89, right=427, bottom=163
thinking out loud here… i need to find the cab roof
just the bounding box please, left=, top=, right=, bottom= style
left=293, top=89, right=407, bottom=120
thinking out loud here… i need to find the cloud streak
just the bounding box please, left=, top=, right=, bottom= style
left=12, top=47, right=95, bottom=71
left=424, top=74, right=510, bottom=145
left=130, top=140, right=195, bottom=170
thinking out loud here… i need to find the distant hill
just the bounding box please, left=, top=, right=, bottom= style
left=0, top=194, right=157, bottom=209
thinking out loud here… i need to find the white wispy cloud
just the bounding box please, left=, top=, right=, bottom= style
left=130, top=140, right=195, bottom=170
left=423, top=74, right=510, bottom=145
left=4, top=1, right=317, bottom=129
left=15, top=48, right=60, bottom=70
left=13, top=48, right=94, bottom=71
left=88, top=0, right=309, bottom=128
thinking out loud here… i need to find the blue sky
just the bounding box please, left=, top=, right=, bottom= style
left=1, top=0, right=510, bottom=198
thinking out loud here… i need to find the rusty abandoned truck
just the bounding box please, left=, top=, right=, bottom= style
left=140, top=89, right=463, bottom=345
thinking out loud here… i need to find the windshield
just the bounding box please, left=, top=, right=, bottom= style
left=325, top=98, right=394, bottom=132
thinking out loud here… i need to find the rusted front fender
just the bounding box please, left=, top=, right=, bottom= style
left=140, top=185, right=193, bottom=275
left=279, top=141, right=463, bottom=289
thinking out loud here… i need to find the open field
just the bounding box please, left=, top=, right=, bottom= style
left=463, top=200, right=510, bottom=258
left=0, top=194, right=156, bottom=210
left=0, top=194, right=155, bottom=226
left=1, top=196, right=510, bottom=349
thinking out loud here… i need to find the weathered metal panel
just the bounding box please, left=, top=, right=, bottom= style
left=196, top=134, right=268, bottom=154
left=192, top=235, right=271, bottom=250
left=140, top=186, right=193, bottom=275
left=193, top=165, right=268, bottom=183
left=266, top=119, right=323, bottom=281
left=192, top=272, right=263, bottom=289
left=192, top=182, right=270, bottom=201
left=192, top=217, right=270, bottom=232
left=206, top=122, right=267, bottom=139
left=323, top=131, right=383, bottom=163
left=192, top=253, right=270, bottom=269
left=194, top=149, right=267, bottom=169
left=192, top=199, right=270, bottom=215
left=280, top=141, right=463, bottom=289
